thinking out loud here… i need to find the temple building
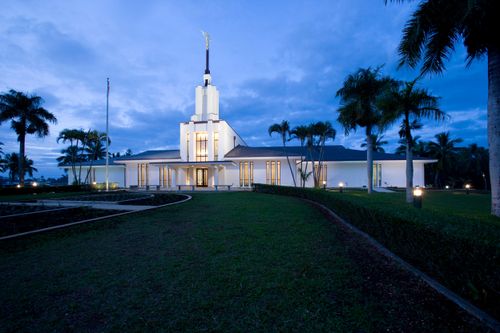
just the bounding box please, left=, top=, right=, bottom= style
left=64, top=36, right=434, bottom=189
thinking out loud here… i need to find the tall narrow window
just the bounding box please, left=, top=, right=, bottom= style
left=266, top=161, right=281, bottom=185
left=373, top=163, right=382, bottom=187
left=186, top=133, right=190, bottom=161
left=239, top=161, right=254, bottom=187
left=138, top=163, right=148, bottom=186
left=159, top=167, right=171, bottom=187
left=196, top=132, right=208, bottom=162
left=213, top=132, right=219, bottom=161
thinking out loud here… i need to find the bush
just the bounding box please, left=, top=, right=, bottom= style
left=0, top=185, right=91, bottom=196
left=253, top=183, right=500, bottom=318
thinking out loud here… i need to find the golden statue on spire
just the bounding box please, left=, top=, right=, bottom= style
left=201, top=31, right=210, bottom=50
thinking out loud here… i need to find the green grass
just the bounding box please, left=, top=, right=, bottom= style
left=0, top=192, right=487, bottom=331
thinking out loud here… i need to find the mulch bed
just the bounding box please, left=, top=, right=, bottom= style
left=315, top=203, right=494, bottom=332
left=0, top=207, right=124, bottom=237
left=0, top=204, right=53, bottom=217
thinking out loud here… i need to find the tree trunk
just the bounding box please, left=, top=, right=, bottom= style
left=405, top=140, right=414, bottom=203
left=366, top=127, right=373, bottom=194
left=18, top=132, right=25, bottom=186
left=488, top=48, right=500, bottom=217
left=283, top=138, right=296, bottom=187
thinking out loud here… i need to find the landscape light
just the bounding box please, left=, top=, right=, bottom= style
left=16, top=184, right=21, bottom=188
left=465, top=184, right=471, bottom=195
left=445, top=185, right=449, bottom=189
left=338, top=182, right=344, bottom=193
left=413, top=187, right=423, bottom=209
left=32, top=182, right=38, bottom=187
left=322, top=180, right=326, bottom=190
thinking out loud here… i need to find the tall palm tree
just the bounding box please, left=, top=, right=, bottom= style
left=386, top=0, right=500, bottom=214
left=4, top=153, right=37, bottom=182
left=310, top=121, right=336, bottom=188
left=269, top=120, right=297, bottom=187
left=395, top=135, right=427, bottom=156
left=382, top=79, right=446, bottom=202
left=361, top=133, right=388, bottom=153
left=0, top=142, right=5, bottom=173
left=0, top=90, right=57, bottom=186
left=83, top=130, right=110, bottom=183
left=427, top=132, right=463, bottom=188
left=336, top=67, right=398, bottom=193
left=290, top=125, right=310, bottom=187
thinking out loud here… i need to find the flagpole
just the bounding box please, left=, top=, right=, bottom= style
left=105, top=77, right=110, bottom=192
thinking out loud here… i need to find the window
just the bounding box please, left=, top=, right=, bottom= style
left=138, top=163, right=148, bottom=186
left=239, top=161, right=254, bottom=187
left=196, top=132, right=208, bottom=162
left=266, top=161, right=281, bottom=185
left=186, top=133, right=190, bottom=161
left=213, top=132, right=219, bottom=161
left=159, top=167, right=171, bottom=187
left=373, top=163, right=382, bottom=187
left=314, top=163, right=327, bottom=186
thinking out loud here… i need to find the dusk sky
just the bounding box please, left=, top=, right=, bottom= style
left=0, top=0, right=488, bottom=178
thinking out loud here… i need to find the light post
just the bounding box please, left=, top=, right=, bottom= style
left=465, top=184, right=471, bottom=195
left=413, top=187, right=423, bottom=209
left=338, top=182, right=344, bottom=193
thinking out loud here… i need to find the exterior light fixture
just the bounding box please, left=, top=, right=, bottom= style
left=445, top=185, right=449, bottom=190
left=322, top=180, right=326, bottom=190
left=338, top=182, right=344, bottom=193
left=92, top=181, right=97, bottom=186
left=413, top=187, right=423, bottom=209
left=32, top=182, right=38, bottom=187
left=465, top=184, right=471, bottom=195
left=16, top=184, right=21, bottom=188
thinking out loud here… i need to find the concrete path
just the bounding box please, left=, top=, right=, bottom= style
left=36, top=200, right=155, bottom=211
left=373, top=187, right=395, bottom=193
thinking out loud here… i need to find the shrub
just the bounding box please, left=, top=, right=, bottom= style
left=253, top=183, right=500, bottom=318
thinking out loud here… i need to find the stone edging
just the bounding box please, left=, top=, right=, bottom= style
left=304, top=198, right=500, bottom=333
left=0, top=194, right=192, bottom=241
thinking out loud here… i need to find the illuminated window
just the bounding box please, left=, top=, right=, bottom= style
left=213, top=132, right=219, bottom=161
left=186, top=133, right=190, bottom=161
left=239, top=161, right=254, bottom=187
left=159, top=167, right=171, bottom=187
left=138, top=163, right=148, bottom=186
left=266, top=161, right=281, bottom=185
left=196, top=132, right=208, bottom=162
left=373, top=163, right=382, bottom=187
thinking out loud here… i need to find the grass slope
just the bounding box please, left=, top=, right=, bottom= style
left=0, top=192, right=489, bottom=332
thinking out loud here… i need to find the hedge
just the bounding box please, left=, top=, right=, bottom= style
left=0, top=185, right=91, bottom=196
left=253, top=183, right=500, bottom=319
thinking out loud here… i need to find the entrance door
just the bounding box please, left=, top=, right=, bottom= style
left=196, top=168, right=208, bottom=187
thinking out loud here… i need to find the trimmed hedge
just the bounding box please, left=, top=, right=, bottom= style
left=0, top=185, right=91, bottom=196
left=253, top=183, right=500, bottom=319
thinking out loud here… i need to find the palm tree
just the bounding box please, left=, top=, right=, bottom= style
left=361, top=133, right=388, bottom=153
left=269, top=120, right=297, bottom=187
left=395, top=135, right=427, bottom=156
left=310, top=121, right=336, bottom=188
left=83, top=130, right=110, bottom=183
left=0, top=90, right=57, bottom=186
left=0, top=142, right=5, bottom=173
left=336, top=67, right=398, bottom=193
left=386, top=0, right=500, bottom=214
left=290, top=125, right=310, bottom=187
left=4, top=153, right=37, bottom=182
left=427, top=132, right=463, bottom=188
left=381, top=79, right=446, bottom=202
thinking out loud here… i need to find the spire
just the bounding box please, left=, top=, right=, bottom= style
left=202, top=31, right=211, bottom=86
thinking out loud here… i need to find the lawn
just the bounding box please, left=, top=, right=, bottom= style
left=0, top=191, right=88, bottom=202
left=0, top=192, right=488, bottom=332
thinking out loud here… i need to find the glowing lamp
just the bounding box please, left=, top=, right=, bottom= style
left=465, top=184, right=471, bottom=195
left=338, top=182, right=344, bottom=193
left=32, top=182, right=38, bottom=187
left=413, top=187, right=423, bottom=208
left=445, top=185, right=449, bottom=189
left=16, top=184, right=21, bottom=188
left=322, top=180, right=326, bottom=190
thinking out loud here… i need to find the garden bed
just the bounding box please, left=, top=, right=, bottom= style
left=0, top=204, right=55, bottom=217
left=118, top=193, right=187, bottom=206
left=58, top=192, right=148, bottom=202
left=0, top=207, right=124, bottom=237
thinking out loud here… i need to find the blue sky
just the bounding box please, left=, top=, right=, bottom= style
left=0, top=0, right=488, bottom=178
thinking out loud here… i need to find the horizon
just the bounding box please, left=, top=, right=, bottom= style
left=0, top=0, right=488, bottom=178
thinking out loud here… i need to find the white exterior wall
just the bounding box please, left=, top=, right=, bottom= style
left=65, top=166, right=125, bottom=187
